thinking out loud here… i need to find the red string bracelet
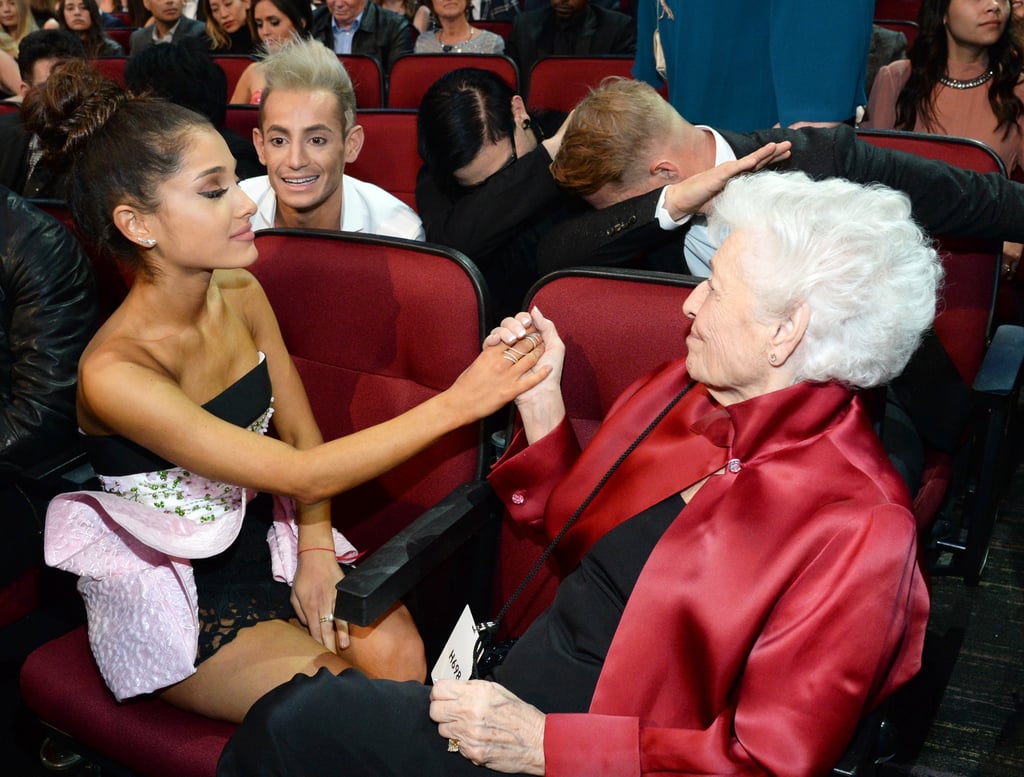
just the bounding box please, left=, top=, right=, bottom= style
left=297, top=547, right=336, bottom=555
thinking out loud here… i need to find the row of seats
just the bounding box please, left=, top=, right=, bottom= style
left=12, top=128, right=1024, bottom=777
left=91, top=52, right=635, bottom=111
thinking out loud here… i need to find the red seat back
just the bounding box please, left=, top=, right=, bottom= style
left=873, top=0, right=922, bottom=22
left=250, top=230, right=487, bottom=551
left=224, top=102, right=259, bottom=140
left=339, top=54, right=384, bottom=108
left=92, top=55, right=128, bottom=86
left=856, top=129, right=1003, bottom=386
left=346, top=108, right=420, bottom=209
left=493, top=268, right=699, bottom=637
left=856, top=129, right=1004, bottom=531
left=526, top=55, right=635, bottom=111
left=211, top=54, right=255, bottom=98
left=104, top=26, right=134, bottom=52
left=386, top=53, right=518, bottom=109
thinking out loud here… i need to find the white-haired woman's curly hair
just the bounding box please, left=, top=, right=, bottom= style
left=708, top=170, right=943, bottom=389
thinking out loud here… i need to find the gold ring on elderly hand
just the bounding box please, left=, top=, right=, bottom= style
left=503, top=350, right=520, bottom=363
left=447, top=739, right=460, bottom=753
left=319, top=613, right=334, bottom=624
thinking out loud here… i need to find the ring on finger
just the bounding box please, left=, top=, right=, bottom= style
left=525, top=333, right=542, bottom=348
left=503, top=350, right=519, bottom=363
left=448, top=739, right=460, bottom=753
left=507, top=345, right=529, bottom=359
left=319, top=613, right=335, bottom=624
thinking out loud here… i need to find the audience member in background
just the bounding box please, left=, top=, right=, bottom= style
left=26, top=59, right=545, bottom=723
left=0, top=186, right=97, bottom=607
left=414, top=0, right=503, bottom=53
left=374, top=0, right=428, bottom=33
left=128, top=0, right=206, bottom=52
left=0, top=29, right=85, bottom=196
left=311, top=0, right=412, bottom=72
left=866, top=0, right=1023, bottom=172
left=242, top=38, right=423, bottom=237
left=230, top=0, right=311, bottom=103
left=416, top=67, right=576, bottom=317
left=865, top=0, right=1024, bottom=275
left=634, top=1, right=873, bottom=131
left=57, top=0, right=123, bottom=55
left=204, top=0, right=255, bottom=52
left=507, top=0, right=634, bottom=93
left=1, top=0, right=40, bottom=54
left=125, top=39, right=264, bottom=178
left=476, top=0, right=518, bottom=22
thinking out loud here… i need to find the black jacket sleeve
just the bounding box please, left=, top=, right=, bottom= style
left=0, top=189, right=98, bottom=479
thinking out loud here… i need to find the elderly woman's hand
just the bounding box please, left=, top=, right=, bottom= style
left=430, top=679, right=546, bottom=775
left=664, top=140, right=793, bottom=221
left=484, top=307, right=566, bottom=443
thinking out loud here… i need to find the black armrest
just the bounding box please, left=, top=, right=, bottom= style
left=973, top=324, right=1024, bottom=397
left=334, top=479, right=498, bottom=627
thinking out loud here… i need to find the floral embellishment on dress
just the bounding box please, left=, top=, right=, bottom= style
left=97, top=403, right=274, bottom=523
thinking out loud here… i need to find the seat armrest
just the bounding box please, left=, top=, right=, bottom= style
left=973, top=324, right=1024, bottom=397
left=334, top=480, right=498, bottom=627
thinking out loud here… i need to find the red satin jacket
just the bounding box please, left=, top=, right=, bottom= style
left=488, top=359, right=929, bottom=777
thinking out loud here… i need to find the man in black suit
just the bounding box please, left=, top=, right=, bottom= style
left=128, top=0, right=207, bottom=53
left=0, top=30, right=87, bottom=199
left=311, top=0, right=412, bottom=74
left=507, top=0, right=635, bottom=94
left=538, top=78, right=1024, bottom=277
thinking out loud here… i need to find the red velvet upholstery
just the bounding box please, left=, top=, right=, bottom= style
left=19, top=231, right=489, bottom=775
left=386, top=54, right=518, bottom=108
left=493, top=268, right=699, bottom=638
left=475, top=20, right=512, bottom=40
left=856, top=130, right=1005, bottom=563
left=0, top=101, right=18, bottom=115
left=0, top=566, right=41, bottom=630
left=346, top=108, right=420, bottom=209
left=339, top=54, right=384, bottom=108
left=92, top=55, right=128, bottom=86
left=211, top=55, right=255, bottom=99
left=223, top=103, right=259, bottom=140
left=526, top=55, right=635, bottom=112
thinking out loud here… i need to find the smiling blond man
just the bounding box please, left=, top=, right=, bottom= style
left=240, top=38, right=423, bottom=239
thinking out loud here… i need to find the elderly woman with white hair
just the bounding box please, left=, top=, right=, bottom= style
left=219, top=170, right=939, bottom=777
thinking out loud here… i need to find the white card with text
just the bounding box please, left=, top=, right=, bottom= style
left=430, top=604, right=479, bottom=683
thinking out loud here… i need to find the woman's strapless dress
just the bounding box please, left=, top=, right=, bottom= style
left=45, top=355, right=355, bottom=700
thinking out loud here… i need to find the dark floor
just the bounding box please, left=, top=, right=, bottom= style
left=2, top=465, right=1023, bottom=776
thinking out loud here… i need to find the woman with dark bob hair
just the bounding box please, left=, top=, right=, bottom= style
left=415, top=67, right=576, bottom=318
left=219, top=169, right=939, bottom=777
left=24, top=59, right=548, bottom=724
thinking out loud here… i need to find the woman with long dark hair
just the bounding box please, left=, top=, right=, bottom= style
left=866, top=0, right=1024, bottom=174
left=57, top=0, right=122, bottom=56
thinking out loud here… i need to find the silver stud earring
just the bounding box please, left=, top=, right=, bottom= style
left=138, top=238, right=156, bottom=247
left=768, top=353, right=778, bottom=364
